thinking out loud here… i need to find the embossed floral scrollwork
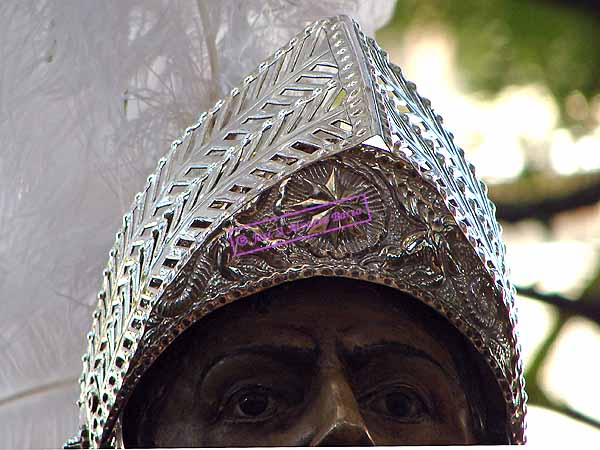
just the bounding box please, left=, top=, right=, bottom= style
left=361, top=169, right=459, bottom=289
left=274, top=159, right=387, bottom=259
left=466, top=274, right=499, bottom=331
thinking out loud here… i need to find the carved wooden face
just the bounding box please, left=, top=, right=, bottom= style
left=122, top=277, right=500, bottom=446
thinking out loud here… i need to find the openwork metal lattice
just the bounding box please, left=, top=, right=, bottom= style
left=68, top=16, right=526, bottom=448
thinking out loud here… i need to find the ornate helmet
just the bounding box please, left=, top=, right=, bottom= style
left=67, top=15, right=527, bottom=447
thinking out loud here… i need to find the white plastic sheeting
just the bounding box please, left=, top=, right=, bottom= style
left=0, top=1, right=395, bottom=447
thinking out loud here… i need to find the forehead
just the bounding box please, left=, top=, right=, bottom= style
left=186, top=277, right=460, bottom=372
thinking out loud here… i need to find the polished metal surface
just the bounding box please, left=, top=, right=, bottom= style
left=67, top=16, right=526, bottom=447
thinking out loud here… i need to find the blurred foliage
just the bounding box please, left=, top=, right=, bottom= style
left=378, top=0, right=600, bottom=130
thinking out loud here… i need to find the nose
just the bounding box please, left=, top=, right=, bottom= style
left=309, top=368, right=375, bottom=446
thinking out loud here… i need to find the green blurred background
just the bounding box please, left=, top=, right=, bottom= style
left=376, top=0, right=600, bottom=443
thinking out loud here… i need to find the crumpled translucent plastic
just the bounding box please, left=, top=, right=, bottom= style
left=0, top=0, right=395, bottom=447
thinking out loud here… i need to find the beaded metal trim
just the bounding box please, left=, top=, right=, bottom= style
left=68, top=16, right=526, bottom=447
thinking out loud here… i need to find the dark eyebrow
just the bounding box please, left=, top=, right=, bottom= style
left=200, top=344, right=319, bottom=383
left=340, top=341, right=452, bottom=380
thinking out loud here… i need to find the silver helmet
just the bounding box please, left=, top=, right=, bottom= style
left=68, top=15, right=527, bottom=447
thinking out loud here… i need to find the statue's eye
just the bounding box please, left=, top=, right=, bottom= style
left=361, top=385, right=430, bottom=422
left=222, top=385, right=279, bottom=422
left=236, top=390, right=270, bottom=417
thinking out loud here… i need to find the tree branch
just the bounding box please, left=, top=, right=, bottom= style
left=554, top=404, right=600, bottom=430
left=494, top=179, right=600, bottom=223
left=517, top=286, right=600, bottom=325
